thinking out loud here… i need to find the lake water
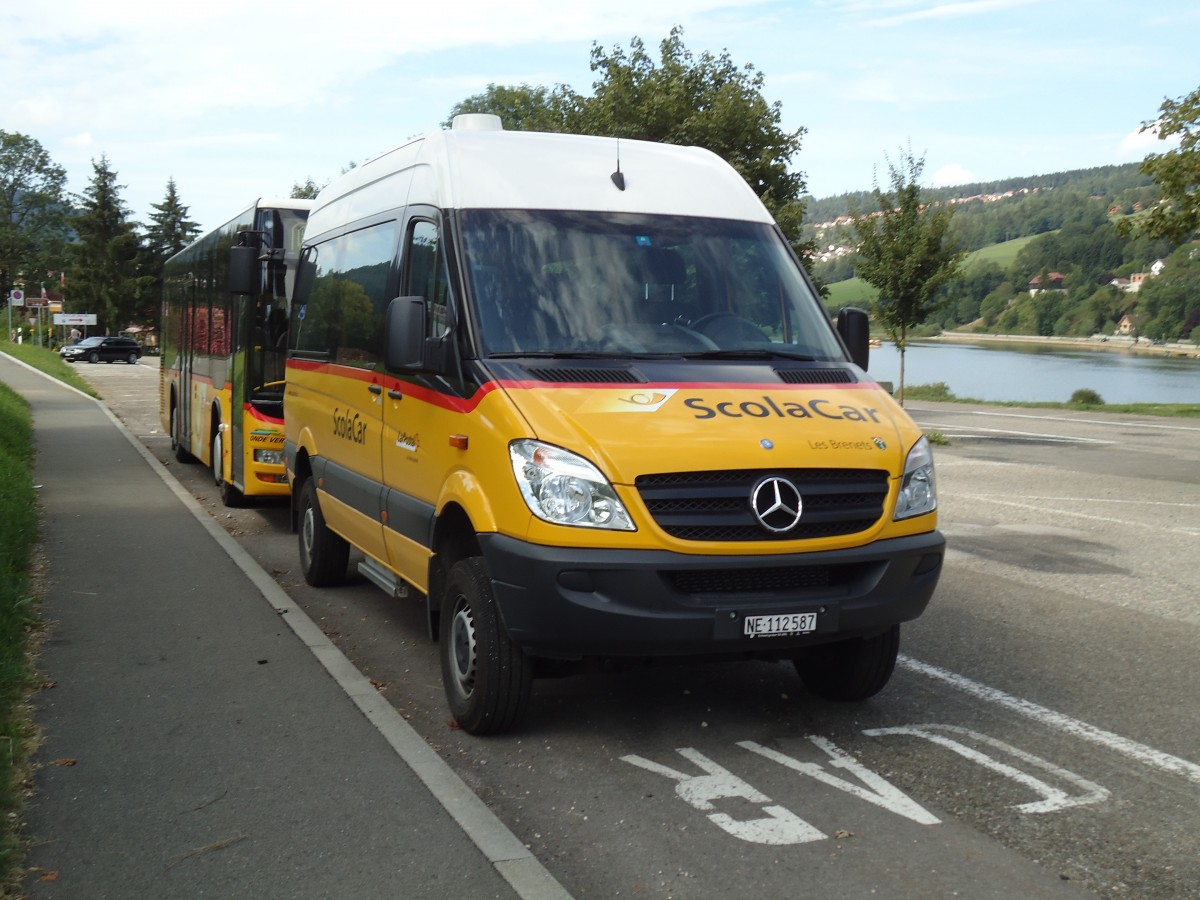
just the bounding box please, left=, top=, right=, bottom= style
left=865, top=340, right=1199, bottom=404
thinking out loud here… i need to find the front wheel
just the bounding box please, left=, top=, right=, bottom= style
left=212, top=428, right=243, bottom=507
left=88, top=351, right=99, bottom=364
left=793, top=624, right=900, bottom=701
left=440, top=558, right=531, bottom=735
left=298, top=476, right=348, bottom=586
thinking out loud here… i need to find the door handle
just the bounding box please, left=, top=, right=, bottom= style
left=387, top=390, right=403, bottom=400
left=368, top=384, right=382, bottom=395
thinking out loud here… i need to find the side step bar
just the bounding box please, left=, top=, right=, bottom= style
left=357, top=557, right=410, bottom=599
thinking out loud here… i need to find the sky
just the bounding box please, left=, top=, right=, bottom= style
left=2, top=0, right=1197, bottom=235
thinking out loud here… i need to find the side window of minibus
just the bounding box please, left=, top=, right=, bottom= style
left=405, top=220, right=451, bottom=339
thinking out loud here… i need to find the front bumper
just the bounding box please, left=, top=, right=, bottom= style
left=479, top=531, right=945, bottom=659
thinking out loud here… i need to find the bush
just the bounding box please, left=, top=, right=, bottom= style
left=1070, top=388, right=1104, bottom=406
left=905, top=382, right=956, bottom=401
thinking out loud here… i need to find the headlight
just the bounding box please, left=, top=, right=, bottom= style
left=895, top=435, right=937, bottom=520
left=510, top=440, right=635, bottom=531
left=254, top=449, right=285, bottom=465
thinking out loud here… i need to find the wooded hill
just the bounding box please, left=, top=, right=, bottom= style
left=804, top=162, right=1199, bottom=343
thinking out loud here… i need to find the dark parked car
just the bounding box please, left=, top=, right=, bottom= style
left=61, top=336, right=142, bottom=365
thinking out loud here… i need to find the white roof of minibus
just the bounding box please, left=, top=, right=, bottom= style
left=306, top=116, right=773, bottom=238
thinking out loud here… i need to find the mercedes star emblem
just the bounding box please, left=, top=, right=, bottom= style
left=751, top=476, right=804, bottom=533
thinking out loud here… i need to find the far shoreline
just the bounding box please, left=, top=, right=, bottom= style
left=919, top=331, right=1200, bottom=361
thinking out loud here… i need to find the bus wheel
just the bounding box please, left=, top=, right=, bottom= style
left=170, top=404, right=194, bottom=464
left=440, top=558, right=531, bottom=735
left=212, top=428, right=243, bottom=507
left=298, top=476, right=348, bottom=586
left=793, top=624, right=900, bottom=702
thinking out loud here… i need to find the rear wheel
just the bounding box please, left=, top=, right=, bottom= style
left=170, top=403, right=194, bottom=464
left=127, top=352, right=138, bottom=364
left=440, top=558, right=531, bottom=735
left=298, top=476, right=348, bottom=586
left=794, top=624, right=900, bottom=701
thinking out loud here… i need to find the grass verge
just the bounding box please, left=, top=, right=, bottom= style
left=0, top=343, right=97, bottom=398
left=903, top=382, right=1200, bottom=418
left=0, top=379, right=40, bottom=888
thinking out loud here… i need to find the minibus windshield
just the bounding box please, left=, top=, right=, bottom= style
left=459, top=210, right=846, bottom=360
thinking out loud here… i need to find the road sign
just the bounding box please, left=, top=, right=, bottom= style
left=9, top=289, right=23, bottom=307
left=54, top=314, right=97, bottom=325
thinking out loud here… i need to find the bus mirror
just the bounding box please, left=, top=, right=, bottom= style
left=385, top=296, right=428, bottom=371
left=836, top=306, right=870, bottom=371
left=229, top=245, right=260, bottom=295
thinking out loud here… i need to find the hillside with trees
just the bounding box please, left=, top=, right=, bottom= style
left=808, top=162, right=1196, bottom=343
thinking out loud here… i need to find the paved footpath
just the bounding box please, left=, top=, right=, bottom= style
left=2, top=352, right=570, bottom=899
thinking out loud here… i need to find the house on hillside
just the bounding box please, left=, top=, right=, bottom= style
left=1028, top=272, right=1066, bottom=295
left=1124, top=260, right=1167, bottom=293
left=1117, top=313, right=1141, bottom=336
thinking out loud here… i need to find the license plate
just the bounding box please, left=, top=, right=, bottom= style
left=744, top=612, right=818, bottom=638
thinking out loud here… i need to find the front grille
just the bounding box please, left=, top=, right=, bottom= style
left=636, top=468, right=888, bottom=542
left=669, top=565, right=836, bottom=594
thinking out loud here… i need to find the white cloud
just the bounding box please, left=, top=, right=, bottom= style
left=866, top=0, right=1040, bottom=27
left=930, top=163, right=974, bottom=187
left=1116, top=122, right=1177, bottom=162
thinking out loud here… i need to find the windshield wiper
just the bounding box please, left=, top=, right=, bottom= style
left=487, top=351, right=629, bottom=360
left=681, top=348, right=821, bottom=361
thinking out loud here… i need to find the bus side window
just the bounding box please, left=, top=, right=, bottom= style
left=294, top=221, right=399, bottom=368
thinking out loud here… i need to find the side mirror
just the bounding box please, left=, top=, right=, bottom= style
left=385, top=296, right=428, bottom=371
left=836, top=306, right=870, bottom=371
left=229, top=245, right=260, bottom=295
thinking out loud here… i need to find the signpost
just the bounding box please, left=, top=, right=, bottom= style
left=6, top=290, right=23, bottom=343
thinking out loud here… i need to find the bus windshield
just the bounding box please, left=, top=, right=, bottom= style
left=247, top=205, right=310, bottom=403
left=458, top=209, right=845, bottom=361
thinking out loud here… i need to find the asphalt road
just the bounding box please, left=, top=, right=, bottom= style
left=68, top=356, right=1200, bottom=898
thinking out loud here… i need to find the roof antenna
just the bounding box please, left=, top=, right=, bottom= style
left=611, top=138, right=625, bottom=191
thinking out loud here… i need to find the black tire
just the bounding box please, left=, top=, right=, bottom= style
left=127, top=352, right=138, bottom=364
left=88, top=351, right=99, bottom=364
left=170, top=403, right=195, bottom=464
left=440, top=558, right=531, bottom=735
left=298, top=476, right=348, bottom=586
left=212, top=427, right=244, bottom=507
left=794, top=624, right=900, bottom=702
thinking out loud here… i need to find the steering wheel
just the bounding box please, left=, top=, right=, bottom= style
left=689, top=312, right=771, bottom=345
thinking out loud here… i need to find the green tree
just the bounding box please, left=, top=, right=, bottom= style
left=444, top=28, right=815, bottom=266
left=1137, top=249, right=1200, bottom=340
left=850, top=148, right=964, bottom=402
left=1130, top=84, right=1200, bottom=241
left=290, top=177, right=323, bottom=200
left=138, top=178, right=200, bottom=323
left=68, top=156, right=147, bottom=333
left=0, top=131, right=70, bottom=306
left=447, top=83, right=577, bottom=133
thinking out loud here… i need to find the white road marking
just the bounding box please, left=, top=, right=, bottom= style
left=920, top=422, right=1113, bottom=443
left=899, top=656, right=1200, bottom=786
left=863, top=725, right=1109, bottom=813
left=966, top=410, right=1200, bottom=433
left=738, top=737, right=940, bottom=824
left=621, top=748, right=825, bottom=844
left=947, top=494, right=1200, bottom=537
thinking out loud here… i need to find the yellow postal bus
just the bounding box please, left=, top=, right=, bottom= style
left=160, top=198, right=311, bottom=505
left=285, top=116, right=944, bottom=733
